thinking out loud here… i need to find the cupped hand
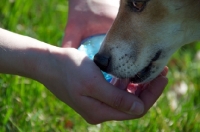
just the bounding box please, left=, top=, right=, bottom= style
left=62, top=0, right=119, bottom=48
left=42, top=47, right=168, bottom=124
left=111, top=67, right=169, bottom=115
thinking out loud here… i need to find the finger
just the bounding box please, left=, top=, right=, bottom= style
left=77, top=95, right=142, bottom=124
left=139, top=75, right=168, bottom=113
left=110, top=78, right=130, bottom=90
left=86, top=79, right=145, bottom=116
left=62, top=24, right=82, bottom=48
left=131, top=66, right=169, bottom=95
left=160, top=66, right=168, bottom=76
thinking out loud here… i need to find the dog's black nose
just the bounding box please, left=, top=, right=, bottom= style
left=93, top=53, right=110, bottom=72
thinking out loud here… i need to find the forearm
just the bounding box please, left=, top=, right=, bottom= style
left=68, top=0, right=119, bottom=18
left=63, top=0, right=119, bottom=48
left=0, top=28, right=55, bottom=81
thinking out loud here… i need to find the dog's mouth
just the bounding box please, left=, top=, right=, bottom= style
left=130, top=50, right=162, bottom=83
left=94, top=50, right=162, bottom=83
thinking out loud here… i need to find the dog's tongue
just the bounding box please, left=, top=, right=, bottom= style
left=110, top=77, right=138, bottom=94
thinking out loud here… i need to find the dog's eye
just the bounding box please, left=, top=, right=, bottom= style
left=128, top=0, right=147, bottom=12
left=133, top=1, right=145, bottom=10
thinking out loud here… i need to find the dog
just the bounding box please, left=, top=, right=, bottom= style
left=94, top=0, right=200, bottom=83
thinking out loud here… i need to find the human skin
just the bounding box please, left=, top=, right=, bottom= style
left=62, top=0, right=119, bottom=48
left=0, top=0, right=169, bottom=124
left=60, top=0, right=169, bottom=123
left=0, top=28, right=168, bottom=124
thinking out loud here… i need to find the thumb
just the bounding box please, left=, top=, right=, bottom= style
left=89, top=80, right=144, bottom=115
left=62, top=24, right=83, bottom=48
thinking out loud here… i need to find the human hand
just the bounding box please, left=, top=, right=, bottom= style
left=111, top=67, right=169, bottom=115
left=62, top=0, right=119, bottom=48
left=41, top=47, right=168, bottom=124
left=0, top=26, right=168, bottom=125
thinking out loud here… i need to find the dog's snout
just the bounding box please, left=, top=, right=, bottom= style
left=93, top=53, right=110, bottom=72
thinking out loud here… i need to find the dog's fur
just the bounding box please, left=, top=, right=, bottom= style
left=95, top=0, right=200, bottom=83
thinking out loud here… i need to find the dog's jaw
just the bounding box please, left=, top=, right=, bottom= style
left=97, top=38, right=173, bottom=83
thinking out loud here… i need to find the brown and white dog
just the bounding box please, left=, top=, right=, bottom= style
left=94, top=0, right=200, bottom=83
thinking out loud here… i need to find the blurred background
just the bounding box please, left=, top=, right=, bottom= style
left=0, top=0, right=200, bottom=131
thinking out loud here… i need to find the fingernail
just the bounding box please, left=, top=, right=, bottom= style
left=129, top=102, right=144, bottom=115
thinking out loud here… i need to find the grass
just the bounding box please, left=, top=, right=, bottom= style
left=0, top=0, right=200, bottom=131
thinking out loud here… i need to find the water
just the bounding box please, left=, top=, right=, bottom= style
left=78, top=34, right=113, bottom=82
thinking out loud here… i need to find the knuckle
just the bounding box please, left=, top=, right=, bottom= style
left=111, top=93, right=127, bottom=109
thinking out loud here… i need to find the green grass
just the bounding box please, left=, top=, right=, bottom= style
left=0, top=0, right=200, bottom=131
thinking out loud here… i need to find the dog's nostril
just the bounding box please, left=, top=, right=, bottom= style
left=93, top=53, right=110, bottom=72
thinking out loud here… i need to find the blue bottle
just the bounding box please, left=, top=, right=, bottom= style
left=78, top=34, right=112, bottom=82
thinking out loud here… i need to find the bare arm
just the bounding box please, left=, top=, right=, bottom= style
left=0, top=28, right=51, bottom=80
left=0, top=28, right=168, bottom=124
left=62, top=0, right=119, bottom=48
